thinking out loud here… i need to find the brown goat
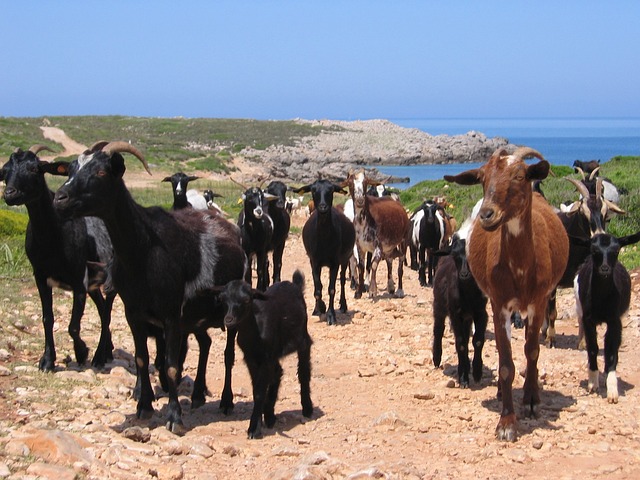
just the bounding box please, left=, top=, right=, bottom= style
left=445, top=147, right=569, bottom=442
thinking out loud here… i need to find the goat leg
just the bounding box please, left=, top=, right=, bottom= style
left=36, top=278, right=56, bottom=372
left=219, top=328, right=237, bottom=414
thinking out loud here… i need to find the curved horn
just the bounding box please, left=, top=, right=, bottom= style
left=589, top=167, right=600, bottom=181
left=28, top=145, right=54, bottom=155
left=565, top=177, right=590, bottom=199
left=89, top=141, right=110, bottom=153
left=101, top=141, right=151, bottom=176
left=595, top=177, right=603, bottom=198
left=512, top=147, right=545, bottom=162
left=575, top=166, right=586, bottom=180
left=229, top=176, right=248, bottom=190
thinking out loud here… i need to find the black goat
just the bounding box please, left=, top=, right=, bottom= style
left=53, top=141, right=246, bottom=433
left=573, top=159, right=600, bottom=176
left=293, top=179, right=355, bottom=326
left=162, top=172, right=201, bottom=210
left=216, top=270, right=313, bottom=439
left=1, top=145, right=115, bottom=371
left=238, top=186, right=276, bottom=291
left=264, top=180, right=291, bottom=285
left=544, top=177, right=625, bottom=347
left=432, top=231, right=488, bottom=387
left=574, top=232, right=640, bottom=403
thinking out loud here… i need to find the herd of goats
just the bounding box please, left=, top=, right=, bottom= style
left=0, top=142, right=637, bottom=442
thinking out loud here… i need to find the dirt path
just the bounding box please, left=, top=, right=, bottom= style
left=39, top=126, right=88, bottom=160
left=1, top=132, right=639, bottom=479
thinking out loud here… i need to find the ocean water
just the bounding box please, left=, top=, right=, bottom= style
left=376, top=118, right=640, bottom=188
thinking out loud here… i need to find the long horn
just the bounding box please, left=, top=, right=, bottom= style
left=89, top=141, right=109, bottom=153
left=28, top=145, right=54, bottom=155
left=595, top=177, right=603, bottom=198
left=565, top=177, right=590, bottom=199
left=229, top=176, right=248, bottom=190
left=101, top=141, right=151, bottom=175
left=512, top=146, right=545, bottom=162
left=589, top=167, right=600, bottom=181
left=575, top=166, right=586, bottom=180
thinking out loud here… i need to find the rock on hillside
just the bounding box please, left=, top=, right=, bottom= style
left=238, top=119, right=513, bottom=183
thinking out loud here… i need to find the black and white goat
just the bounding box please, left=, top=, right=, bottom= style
left=1, top=145, right=115, bottom=371
left=238, top=186, right=277, bottom=291
left=216, top=270, right=313, bottom=439
left=162, top=172, right=204, bottom=210
left=409, top=199, right=453, bottom=287
left=432, top=225, right=488, bottom=387
left=264, top=180, right=291, bottom=284
left=54, top=141, right=246, bottom=433
left=293, top=179, right=355, bottom=326
left=574, top=232, right=640, bottom=403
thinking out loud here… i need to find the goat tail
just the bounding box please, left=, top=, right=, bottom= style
left=292, top=269, right=305, bottom=292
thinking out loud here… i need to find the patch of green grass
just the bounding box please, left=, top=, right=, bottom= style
left=401, top=156, right=640, bottom=270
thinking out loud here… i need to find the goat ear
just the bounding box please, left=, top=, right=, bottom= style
left=618, top=231, right=640, bottom=248
left=110, top=154, right=126, bottom=178
left=252, top=290, right=269, bottom=301
left=188, top=175, right=200, bottom=182
left=444, top=169, right=482, bottom=186
left=162, top=176, right=172, bottom=182
left=40, top=161, right=70, bottom=177
left=333, top=184, right=349, bottom=195
left=525, top=160, right=550, bottom=181
left=604, top=199, right=626, bottom=215
left=292, top=185, right=311, bottom=194
left=568, top=234, right=591, bottom=248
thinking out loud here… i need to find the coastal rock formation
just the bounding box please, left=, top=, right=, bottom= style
left=238, top=119, right=513, bottom=183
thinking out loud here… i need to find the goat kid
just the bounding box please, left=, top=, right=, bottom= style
left=215, top=270, right=313, bottom=439
left=54, top=141, right=246, bottom=433
left=574, top=232, right=640, bottom=404
left=238, top=186, right=277, bottom=291
left=432, top=230, right=488, bottom=388
left=265, top=180, right=291, bottom=285
left=1, top=145, right=115, bottom=371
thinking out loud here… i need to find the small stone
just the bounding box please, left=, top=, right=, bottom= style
left=445, top=379, right=456, bottom=388
left=588, top=426, right=597, bottom=435
left=414, top=391, right=435, bottom=400
left=123, top=426, right=151, bottom=443
left=0, top=366, right=11, bottom=376
left=532, top=440, right=544, bottom=449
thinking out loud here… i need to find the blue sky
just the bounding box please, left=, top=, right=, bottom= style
left=2, top=1, right=639, bottom=120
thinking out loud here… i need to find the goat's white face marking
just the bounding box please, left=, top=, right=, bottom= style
left=176, top=182, right=183, bottom=194
left=505, top=154, right=517, bottom=166
left=253, top=206, right=263, bottom=219
left=352, top=172, right=366, bottom=207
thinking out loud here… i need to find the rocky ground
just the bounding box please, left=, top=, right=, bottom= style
left=1, top=209, right=640, bottom=479
left=1, top=126, right=639, bottom=479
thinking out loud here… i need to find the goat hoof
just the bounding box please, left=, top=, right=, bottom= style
left=264, top=413, right=277, bottom=428
left=302, top=404, right=314, bottom=418
left=38, top=356, right=55, bottom=373
left=191, top=397, right=206, bottom=410
left=167, top=419, right=187, bottom=436
left=248, top=428, right=263, bottom=440
left=219, top=397, right=235, bottom=414
left=75, top=343, right=89, bottom=365
left=495, top=415, right=518, bottom=442
left=136, top=407, right=154, bottom=420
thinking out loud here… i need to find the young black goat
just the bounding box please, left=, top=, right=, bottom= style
left=238, top=186, right=276, bottom=291
left=162, top=172, right=201, bottom=210
left=264, top=180, right=291, bottom=285
left=293, top=179, right=355, bottom=326
left=54, top=141, right=246, bottom=433
left=1, top=145, right=115, bottom=371
left=216, top=270, right=313, bottom=439
left=432, top=229, right=488, bottom=387
left=574, top=231, right=640, bottom=404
